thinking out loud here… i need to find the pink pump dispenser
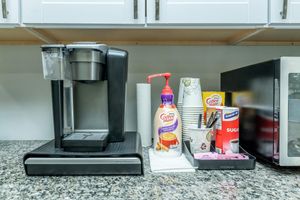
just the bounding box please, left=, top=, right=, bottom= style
left=147, top=73, right=182, bottom=157
left=147, top=72, right=173, bottom=95
left=147, top=73, right=175, bottom=106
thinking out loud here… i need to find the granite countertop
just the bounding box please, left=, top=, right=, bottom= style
left=1, top=141, right=300, bottom=200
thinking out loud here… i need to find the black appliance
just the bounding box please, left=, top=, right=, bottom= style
left=221, top=57, right=300, bottom=166
left=24, top=43, right=143, bottom=175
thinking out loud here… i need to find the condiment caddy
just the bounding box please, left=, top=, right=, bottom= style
left=176, top=78, right=256, bottom=170
left=183, top=141, right=256, bottom=170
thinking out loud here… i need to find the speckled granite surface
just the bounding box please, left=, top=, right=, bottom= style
left=1, top=141, right=300, bottom=200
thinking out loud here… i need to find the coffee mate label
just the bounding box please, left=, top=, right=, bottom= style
left=215, top=107, right=239, bottom=154
left=159, top=112, right=176, bottom=125
left=202, top=92, right=225, bottom=123
left=206, top=94, right=222, bottom=106
left=203, top=92, right=225, bottom=107
left=154, top=107, right=182, bottom=157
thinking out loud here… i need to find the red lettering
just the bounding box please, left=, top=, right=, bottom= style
left=160, top=113, right=175, bottom=122
left=226, top=128, right=239, bottom=133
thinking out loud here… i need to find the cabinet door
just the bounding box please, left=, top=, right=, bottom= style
left=22, top=0, right=145, bottom=25
left=270, top=0, right=300, bottom=24
left=0, top=0, right=19, bottom=24
left=147, top=0, right=268, bottom=25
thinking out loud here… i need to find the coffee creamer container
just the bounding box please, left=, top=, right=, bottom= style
left=202, top=91, right=225, bottom=123
left=147, top=73, right=182, bottom=157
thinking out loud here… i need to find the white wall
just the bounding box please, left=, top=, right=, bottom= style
left=1, top=45, right=300, bottom=140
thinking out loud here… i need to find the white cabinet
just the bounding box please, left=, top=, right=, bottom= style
left=0, top=0, right=19, bottom=25
left=21, top=0, right=270, bottom=27
left=270, top=0, right=300, bottom=24
left=147, top=0, right=268, bottom=25
left=22, top=0, right=145, bottom=25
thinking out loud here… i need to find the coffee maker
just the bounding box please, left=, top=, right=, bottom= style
left=23, top=43, right=143, bottom=175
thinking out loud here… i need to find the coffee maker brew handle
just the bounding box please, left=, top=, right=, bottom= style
left=107, top=48, right=128, bottom=142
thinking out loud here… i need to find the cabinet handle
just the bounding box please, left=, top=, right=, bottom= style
left=280, top=0, right=288, bottom=19
left=133, top=0, right=138, bottom=19
left=155, top=0, right=160, bottom=20
left=1, top=0, right=8, bottom=19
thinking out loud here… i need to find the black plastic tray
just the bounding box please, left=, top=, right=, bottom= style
left=183, top=141, right=256, bottom=170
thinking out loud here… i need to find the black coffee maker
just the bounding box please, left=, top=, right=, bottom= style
left=24, top=43, right=143, bottom=175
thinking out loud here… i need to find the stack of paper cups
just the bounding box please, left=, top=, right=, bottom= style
left=177, top=78, right=186, bottom=116
left=136, top=83, right=152, bottom=147
left=180, top=78, right=204, bottom=141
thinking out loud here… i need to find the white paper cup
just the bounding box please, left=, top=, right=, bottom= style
left=188, top=126, right=212, bottom=154
left=182, top=110, right=204, bottom=113
left=182, top=78, right=203, bottom=107
left=177, top=78, right=188, bottom=104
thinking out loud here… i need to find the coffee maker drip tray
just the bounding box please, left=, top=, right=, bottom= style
left=23, top=132, right=143, bottom=175
left=62, top=131, right=108, bottom=152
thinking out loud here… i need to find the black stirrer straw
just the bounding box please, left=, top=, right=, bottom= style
left=198, top=114, right=202, bottom=128
left=207, top=112, right=214, bottom=128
